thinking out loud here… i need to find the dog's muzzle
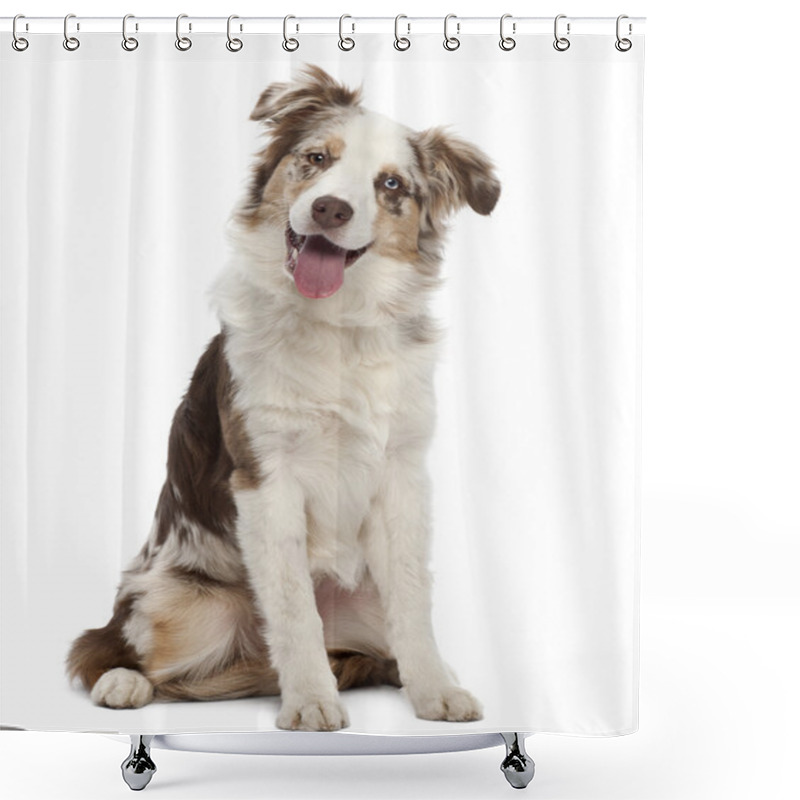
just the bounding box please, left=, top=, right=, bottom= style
left=285, top=223, right=370, bottom=299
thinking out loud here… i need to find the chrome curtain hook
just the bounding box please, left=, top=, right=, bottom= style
left=553, top=14, right=570, bottom=52
left=338, top=14, right=355, bottom=51
left=615, top=14, right=632, bottom=51
left=499, top=13, right=516, bottom=51
left=175, top=13, right=192, bottom=51
left=63, top=13, right=80, bottom=51
left=226, top=15, right=243, bottom=51
left=12, top=14, right=29, bottom=51
left=443, top=14, right=460, bottom=51
left=122, top=14, right=139, bottom=51
left=282, top=15, right=299, bottom=52
left=394, top=14, right=410, bottom=51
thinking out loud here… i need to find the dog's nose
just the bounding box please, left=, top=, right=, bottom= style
left=311, top=195, right=353, bottom=229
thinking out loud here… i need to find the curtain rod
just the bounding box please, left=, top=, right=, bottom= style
left=2, top=16, right=646, bottom=37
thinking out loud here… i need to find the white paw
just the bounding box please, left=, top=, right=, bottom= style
left=411, top=685, right=483, bottom=722
left=91, top=668, right=154, bottom=709
left=276, top=695, right=350, bottom=731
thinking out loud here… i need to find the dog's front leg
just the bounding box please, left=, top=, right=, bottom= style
left=234, top=474, right=348, bottom=731
left=364, top=454, right=483, bottom=723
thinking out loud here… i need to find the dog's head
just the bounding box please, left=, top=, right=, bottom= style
left=235, top=66, right=500, bottom=314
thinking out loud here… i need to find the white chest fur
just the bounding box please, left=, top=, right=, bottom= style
left=215, top=265, right=436, bottom=586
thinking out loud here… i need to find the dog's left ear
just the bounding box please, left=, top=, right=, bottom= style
left=411, top=127, right=501, bottom=219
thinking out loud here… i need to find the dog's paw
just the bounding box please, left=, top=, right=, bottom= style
left=91, top=668, right=154, bottom=709
left=411, top=685, right=483, bottom=722
left=276, top=695, right=350, bottom=731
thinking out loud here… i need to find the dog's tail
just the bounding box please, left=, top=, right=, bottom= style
left=66, top=598, right=142, bottom=692
left=328, top=650, right=402, bottom=690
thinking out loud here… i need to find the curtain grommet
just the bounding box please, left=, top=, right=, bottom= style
left=499, top=14, right=516, bottom=51
left=63, top=13, right=80, bottom=51
left=338, top=15, right=355, bottom=51
left=615, top=15, right=632, bottom=51
left=553, top=14, right=570, bottom=52
left=282, top=15, right=299, bottom=52
left=226, top=15, right=243, bottom=52
left=394, top=15, right=411, bottom=51
left=12, top=15, right=29, bottom=51
left=121, top=14, right=139, bottom=52
left=175, top=14, right=192, bottom=51
left=443, top=14, right=460, bottom=51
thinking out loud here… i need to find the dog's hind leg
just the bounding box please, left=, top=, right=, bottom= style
left=66, top=594, right=155, bottom=708
left=154, top=659, right=279, bottom=701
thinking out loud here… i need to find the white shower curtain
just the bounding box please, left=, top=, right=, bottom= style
left=1, top=19, right=643, bottom=737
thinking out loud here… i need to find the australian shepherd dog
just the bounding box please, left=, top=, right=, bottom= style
left=67, top=66, right=500, bottom=731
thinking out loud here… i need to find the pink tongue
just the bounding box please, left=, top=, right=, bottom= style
left=294, top=235, right=346, bottom=299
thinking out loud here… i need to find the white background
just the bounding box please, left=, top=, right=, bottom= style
left=1, top=0, right=798, bottom=798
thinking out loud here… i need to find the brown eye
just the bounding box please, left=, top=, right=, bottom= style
left=308, top=153, right=326, bottom=165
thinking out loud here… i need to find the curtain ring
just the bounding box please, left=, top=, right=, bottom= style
left=338, top=14, right=355, bottom=51
left=226, top=15, right=243, bottom=52
left=63, top=13, right=80, bottom=51
left=443, top=14, right=460, bottom=51
left=615, top=14, right=632, bottom=52
left=499, top=14, right=516, bottom=51
left=553, top=14, right=570, bottom=52
left=282, top=15, right=299, bottom=52
left=122, top=14, right=139, bottom=51
left=12, top=15, right=29, bottom=52
left=394, top=15, right=410, bottom=51
left=175, top=14, right=192, bottom=51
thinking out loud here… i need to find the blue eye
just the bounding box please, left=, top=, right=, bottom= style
left=384, top=176, right=401, bottom=190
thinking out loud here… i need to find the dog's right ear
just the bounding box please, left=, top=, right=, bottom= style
left=249, top=83, right=290, bottom=122
left=249, top=66, right=361, bottom=125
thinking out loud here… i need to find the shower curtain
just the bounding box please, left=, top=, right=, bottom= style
left=0, top=17, right=643, bottom=738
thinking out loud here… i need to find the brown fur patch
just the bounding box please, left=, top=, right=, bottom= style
left=66, top=594, right=141, bottom=691
left=142, top=575, right=267, bottom=685
left=329, top=651, right=402, bottom=690
left=154, top=333, right=235, bottom=544
left=323, top=135, right=346, bottom=161
left=375, top=169, right=410, bottom=217
left=291, top=135, right=346, bottom=184
left=155, top=660, right=279, bottom=701
left=218, top=367, right=262, bottom=492
left=371, top=195, right=422, bottom=264
left=153, top=331, right=261, bottom=545
left=248, top=155, right=293, bottom=226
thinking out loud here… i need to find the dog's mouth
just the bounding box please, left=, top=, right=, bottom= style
left=285, top=227, right=369, bottom=299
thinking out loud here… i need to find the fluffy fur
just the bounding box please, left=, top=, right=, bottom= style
left=67, top=66, right=500, bottom=731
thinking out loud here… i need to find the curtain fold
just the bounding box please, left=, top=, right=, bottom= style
left=1, top=27, right=643, bottom=736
